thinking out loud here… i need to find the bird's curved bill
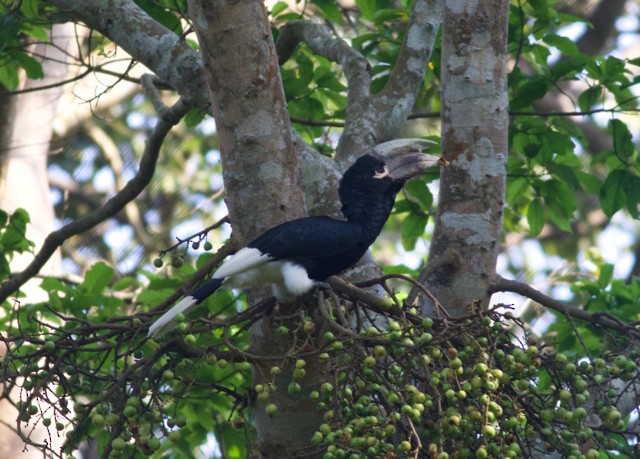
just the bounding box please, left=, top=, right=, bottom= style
left=386, top=153, right=443, bottom=180
left=371, top=138, right=446, bottom=180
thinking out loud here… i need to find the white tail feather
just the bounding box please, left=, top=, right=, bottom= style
left=148, top=296, right=198, bottom=339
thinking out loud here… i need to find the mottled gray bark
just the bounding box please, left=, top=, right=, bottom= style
left=416, top=0, right=509, bottom=317
left=49, top=0, right=207, bottom=109
left=186, top=1, right=308, bottom=456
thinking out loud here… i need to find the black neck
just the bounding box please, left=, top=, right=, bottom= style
left=340, top=183, right=402, bottom=242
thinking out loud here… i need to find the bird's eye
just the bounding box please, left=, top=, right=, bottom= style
left=373, top=165, right=389, bottom=179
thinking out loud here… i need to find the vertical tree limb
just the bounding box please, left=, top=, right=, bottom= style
left=416, top=0, right=510, bottom=317
left=187, top=0, right=305, bottom=242
left=337, top=0, right=444, bottom=164
left=186, top=1, right=310, bottom=456
left=377, top=0, right=444, bottom=140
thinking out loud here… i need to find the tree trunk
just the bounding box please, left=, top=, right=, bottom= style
left=417, top=0, right=509, bottom=317
left=186, top=1, right=312, bottom=457
left=0, top=23, right=77, bottom=459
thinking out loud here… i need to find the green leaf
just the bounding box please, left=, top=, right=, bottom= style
left=597, top=263, right=614, bottom=289
left=356, top=0, right=377, bottom=20
left=113, top=277, right=140, bottom=291
left=523, top=142, right=542, bottom=159
left=549, top=59, right=581, bottom=81
left=608, top=119, right=634, bottom=160
left=577, top=86, right=601, bottom=112
left=296, top=53, right=315, bottom=85
left=530, top=43, right=551, bottom=64
left=135, top=0, right=182, bottom=33
left=0, top=254, right=10, bottom=279
left=315, top=69, right=346, bottom=92
left=603, top=56, right=627, bottom=81
left=372, top=9, right=409, bottom=24
left=546, top=205, right=573, bottom=233
left=543, top=130, right=574, bottom=156
left=543, top=34, right=580, bottom=57
left=22, top=24, right=49, bottom=41
left=547, top=163, right=579, bottom=190
left=351, top=33, right=381, bottom=53
left=84, top=262, right=114, bottom=295
left=539, top=179, right=578, bottom=217
left=624, top=175, right=640, bottom=219
left=136, top=288, right=176, bottom=308
left=282, top=68, right=310, bottom=99
left=196, top=252, right=215, bottom=269
left=40, top=277, right=67, bottom=294
left=184, top=108, right=206, bottom=128
left=600, top=169, right=629, bottom=218
left=270, top=1, right=289, bottom=17
left=14, top=52, right=44, bottom=80
left=400, top=212, right=429, bottom=251
left=19, top=0, right=44, bottom=19
left=289, top=96, right=325, bottom=120
left=575, top=171, right=601, bottom=195
left=310, top=0, right=342, bottom=22
left=584, top=57, right=604, bottom=80
left=506, top=177, right=529, bottom=206
left=383, top=264, right=419, bottom=277
left=528, top=0, right=550, bottom=18
left=511, top=77, right=549, bottom=109
left=0, top=64, right=20, bottom=91
left=527, top=198, right=544, bottom=236
left=2, top=208, right=33, bottom=252
left=611, top=278, right=639, bottom=303
left=403, top=180, right=433, bottom=210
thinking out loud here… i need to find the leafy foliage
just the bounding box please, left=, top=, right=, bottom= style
left=0, top=0, right=48, bottom=90
left=3, top=277, right=640, bottom=458
left=1, top=252, right=250, bottom=459
left=504, top=0, right=640, bottom=239
left=0, top=208, right=34, bottom=280
left=1, top=0, right=640, bottom=457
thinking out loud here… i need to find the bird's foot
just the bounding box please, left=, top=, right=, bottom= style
left=314, top=281, right=333, bottom=293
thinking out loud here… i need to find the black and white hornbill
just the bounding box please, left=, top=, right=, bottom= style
left=148, top=140, right=442, bottom=338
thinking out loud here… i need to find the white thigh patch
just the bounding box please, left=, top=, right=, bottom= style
left=281, top=262, right=315, bottom=296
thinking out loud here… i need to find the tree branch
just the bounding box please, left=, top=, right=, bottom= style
left=337, top=0, right=443, bottom=163
left=0, top=94, right=191, bottom=304
left=377, top=0, right=443, bottom=139
left=48, top=0, right=208, bottom=109
left=489, top=275, right=640, bottom=337
left=84, top=121, right=153, bottom=248
left=276, top=20, right=372, bottom=102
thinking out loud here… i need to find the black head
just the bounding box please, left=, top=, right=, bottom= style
left=339, top=152, right=441, bottom=228
left=340, top=154, right=399, bottom=197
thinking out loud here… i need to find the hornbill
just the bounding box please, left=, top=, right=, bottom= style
left=148, top=140, right=442, bottom=338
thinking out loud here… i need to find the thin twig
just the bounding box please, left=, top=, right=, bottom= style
left=158, top=216, right=231, bottom=257
left=145, top=239, right=237, bottom=317
left=317, top=290, right=362, bottom=340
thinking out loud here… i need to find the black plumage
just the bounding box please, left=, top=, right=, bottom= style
left=148, top=146, right=441, bottom=338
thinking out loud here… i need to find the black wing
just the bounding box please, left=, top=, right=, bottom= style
left=247, top=216, right=363, bottom=262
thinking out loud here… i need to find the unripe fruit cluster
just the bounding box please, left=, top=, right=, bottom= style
left=302, top=310, right=638, bottom=458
